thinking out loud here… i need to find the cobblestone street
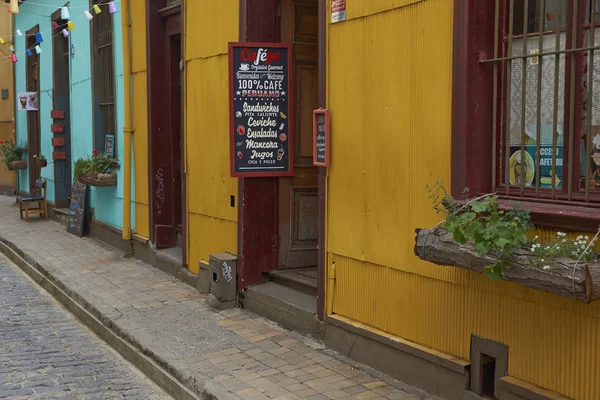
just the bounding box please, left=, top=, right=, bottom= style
left=0, top=253, right=171, bottom=399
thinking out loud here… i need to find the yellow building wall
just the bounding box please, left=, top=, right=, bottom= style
left=130, top=0, right=149, bottom=238
left=184, top=0, right=239, bottom=272
left=0, top=8, right=15, bottom=193
left=326, top=1, right=600, bottom=399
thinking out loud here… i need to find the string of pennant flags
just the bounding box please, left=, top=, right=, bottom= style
left=0, top=0, right=120, bottom=64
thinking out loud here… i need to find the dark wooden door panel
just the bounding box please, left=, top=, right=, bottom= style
left=278, top=0, right=319, bottom=269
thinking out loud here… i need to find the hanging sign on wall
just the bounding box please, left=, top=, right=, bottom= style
left=313, top=109, right=330, bottom=167
left=228, top=42, right=294, bottom=177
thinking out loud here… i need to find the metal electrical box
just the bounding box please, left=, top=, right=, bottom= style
left=209, top=252, right=237, bottom=303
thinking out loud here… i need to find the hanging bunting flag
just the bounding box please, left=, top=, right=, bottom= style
left=26, top=49, right=32, bottom=57
left=11, top=54, right=17, bottom=63
left=8, top=0, right=19, bottom=14
left=16, top=30, right=22, bottom=37
left=0, top=38, right=4, bottom=45
left=35, top=32, right=43, bottom=43
left=108, top=2, right=118, bottom=14
left=93, top=5, right=102, bottom=14
left=52, top=22, right=59, bottom=29
left=84, top=10, right=93, bottom=20
left=61, top=6, right=70, bottom=20
left=35, top=45, right=42, bottom=54
left=67, top=21, right=75, bottom=31
left=62, top=29, right=70, bottom=38
left=9, top=46, right=14, bottom=52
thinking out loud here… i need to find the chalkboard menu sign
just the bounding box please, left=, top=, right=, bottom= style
left=228, top=42, right=293, bottom=177
left=67, top=181, right=88, bottom=237
left=313, top=109, right=330, bottom=167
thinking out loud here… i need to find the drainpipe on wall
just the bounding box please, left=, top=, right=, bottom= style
left=121, top=0, right=134, bottom=240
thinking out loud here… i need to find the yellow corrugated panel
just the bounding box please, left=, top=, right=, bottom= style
left=130, top=0, right=147, bottom=74
left=328, top=0, right=456, bottom=283
left=185, top=0, right=238, bottom=61
left=330, top=253, right=600, bottom=400
left=185, top=55, right=237, bottom=223
left=345, top=0, right=425, bottom=21
left=131, top=0, right=149, bottom=238
left=327, top=1, right=600, bottom=398
left=188, top=213, right=237, bottom=273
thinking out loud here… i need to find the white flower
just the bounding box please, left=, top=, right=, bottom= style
left=541, top=259, right=545, bottom=262
left=558, top=232, right=566, bottom=237
left=543, top=265, right=550, bottom=270
left=585, top=236, right=589, bottom=240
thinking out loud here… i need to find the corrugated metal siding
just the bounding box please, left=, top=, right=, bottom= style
left=184, top=1, right=238, bottom=266
left=330, top=254, right=600, bottom=399
left=326, top=1, right=600, bottom=398
left=131, top=0, right=149, bottom=237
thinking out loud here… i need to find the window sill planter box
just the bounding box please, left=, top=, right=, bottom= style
left=7, top=160, right=27, bottom=171
left=415, top=228, right=600, bottom=303
left=78, top=172, right=117, bottom=187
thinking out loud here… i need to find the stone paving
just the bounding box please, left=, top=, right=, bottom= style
left=0, top=253, right=171, bottom=399
left=0, top=196, right=438, bottom=400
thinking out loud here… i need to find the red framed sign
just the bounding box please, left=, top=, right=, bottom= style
left=228, top=42, right=294, bottom=177
left=313, top=109, right=330, bottom=167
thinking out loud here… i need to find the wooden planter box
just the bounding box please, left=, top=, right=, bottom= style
left=415, top=228, right=600, bottom=303
left=7, top=160, right=27, bottom=171
left=78, top=172, right=117, bottom=187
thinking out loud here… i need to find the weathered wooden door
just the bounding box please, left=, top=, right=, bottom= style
left=26, top=27, right=41, bottom=192
left=278, top=0, right=319, bottom=269
left=147, top=1, right=184, bottom=249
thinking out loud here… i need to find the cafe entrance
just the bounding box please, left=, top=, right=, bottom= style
left=238, top=0, right=325, bottom=322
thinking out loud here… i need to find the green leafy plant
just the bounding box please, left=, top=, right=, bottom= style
left=426, top=182, right=533, bottom=279
left=33, top=153, right=46, bottom=161
left=74, top=150, right=117, bottom=180
left=0, top=139, right=23, bottom=168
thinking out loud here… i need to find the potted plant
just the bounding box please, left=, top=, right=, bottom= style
left=415, top=182, right=600, bottom=303
left=33, top=153, right=47, bottom=168
left=75, top=150, right=119, bottom=187
left=0, top=140, right=26, bottom=170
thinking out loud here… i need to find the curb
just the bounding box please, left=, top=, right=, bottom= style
left=0, top=237, right=240, bottom=400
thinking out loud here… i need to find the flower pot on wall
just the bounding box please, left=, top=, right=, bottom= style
left=78, top=172, right=117, bottom=187
left=37, top=160, right=47, bottom=168
left=7, top=160, right=27, bottom=171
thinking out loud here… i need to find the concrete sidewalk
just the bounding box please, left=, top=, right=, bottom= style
left=0, top=196, right=437, bottom=400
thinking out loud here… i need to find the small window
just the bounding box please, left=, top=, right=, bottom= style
left=90, top=0, right=116, bottom=155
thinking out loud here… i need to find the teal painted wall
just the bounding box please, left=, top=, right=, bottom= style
left=14, top=0, right=131, bottom=230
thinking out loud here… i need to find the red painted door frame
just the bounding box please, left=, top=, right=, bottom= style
left=146, top=1, right=185, bottom=252
left=237, top=0, right=327, bottom=319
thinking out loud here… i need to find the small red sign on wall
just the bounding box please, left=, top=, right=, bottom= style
left=52, top=137, right=65, bottom=147
left=51, top=110, right=65, bottom=119
left=53, top=152, right=66, bottom=161
left=51, top=124, right=64, bottom=133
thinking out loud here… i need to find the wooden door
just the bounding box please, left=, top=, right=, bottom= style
left=26, top=28, right=41, bottom=192
left=278, top=0, right=319, bottom=269
left=147, top=1, right=183, bottom=248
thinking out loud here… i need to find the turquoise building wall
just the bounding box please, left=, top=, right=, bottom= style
left=13, top=0, right=130, bottom=230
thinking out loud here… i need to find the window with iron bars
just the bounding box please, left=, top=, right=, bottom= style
left=90, top=0, right=116, bottom=155
left=489, top=0, right=600, bottom=203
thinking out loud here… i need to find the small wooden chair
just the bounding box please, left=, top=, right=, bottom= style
left=17, top=179, right=48, bottom=222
